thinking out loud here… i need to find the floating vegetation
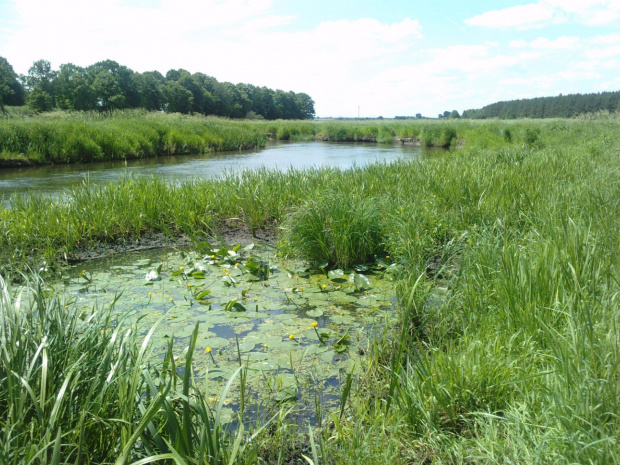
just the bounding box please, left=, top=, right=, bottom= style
left=58, top=242, right=398, bottom=423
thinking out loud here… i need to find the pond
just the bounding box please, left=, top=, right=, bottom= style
left=56, top=240, right=401, bottom=425
left=0, top=141, right=428, bottom=207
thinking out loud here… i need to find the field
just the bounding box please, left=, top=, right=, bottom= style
left=1, top=114, right=619, bottom=463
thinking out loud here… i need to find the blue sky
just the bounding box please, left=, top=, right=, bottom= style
left=1, top=0, right=619, bottom=117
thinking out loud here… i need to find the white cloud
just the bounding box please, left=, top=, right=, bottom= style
left=510, top=40, right=529, bottom=49
left=465, top=0, right=620, bottom=29
left=530, top=36, right=580, bottom=49
left=500, top=70, right=600, bottom=88
left=465, top=3, right=559, bottom=29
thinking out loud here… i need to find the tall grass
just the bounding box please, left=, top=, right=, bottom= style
left=1, top=115, right=619, bottom=462
left=0, top=274, right=262, bottom=464
left=1, top=110, right=570, bottom=167
left=283, top=191, right=385, bottom=268
left=0, top=110, right=266, bottom=164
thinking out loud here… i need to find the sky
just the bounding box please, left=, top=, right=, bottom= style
left=1, top=0, right=619, bottom=118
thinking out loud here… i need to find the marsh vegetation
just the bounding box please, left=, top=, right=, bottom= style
left=1, top=114, right=619, bottom=463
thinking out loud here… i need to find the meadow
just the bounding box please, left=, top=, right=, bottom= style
left=0, top=114, right=619, bottom=463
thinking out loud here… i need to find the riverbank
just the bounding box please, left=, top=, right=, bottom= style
left=1, top=115, right=619, bottom=463
left=0, top=108, right=561, bottom=167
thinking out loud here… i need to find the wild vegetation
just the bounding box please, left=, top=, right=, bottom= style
left=0, top=110, right=267, bottom=164
left=462, top=90, right=620, bottom=119
left=1, top=109, right=543, bottom=165
left=0, top=56, right=315, bottom=119
left=1, top=114, right=619, bottom=463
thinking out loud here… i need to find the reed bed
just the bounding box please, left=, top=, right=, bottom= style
left=0, top=110, right=266, bottom=164
left=1, top=115, right=619, bottom=462
left=1, top=109, right=575, bottom=167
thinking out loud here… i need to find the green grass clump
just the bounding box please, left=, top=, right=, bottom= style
left=0, top=274, right=257, bottom=464
left=283, top=191, right=385, bottom=269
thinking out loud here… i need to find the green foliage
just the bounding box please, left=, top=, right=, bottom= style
left=420, top=123, right=457, bottom=147
left=0, top=274, right=255, bottom=464
left=6, top=55, right=315, bottom=119
left=283, top=191, right=385, bottom=269
left=1, top=117, right=620, bottom=462
left=0, top=56, right=25, bottom=109
left=0, top=111, right=266, bottom=164
left=462, top=90, right=620, bottom=119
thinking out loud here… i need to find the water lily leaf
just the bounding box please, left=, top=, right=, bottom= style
left=236, top=342, right=256, bottom=352
left=202, top=337, right=230, bottom=348
left=218, top=407, right=234, bottom=424
left=352, top=273, right=371, bottom=290
left=303, top=345, right=329, bottom=355
left=195, top=290, right=212, bottom=300
left=328, top=269, right=345, bottom=280
left=330, top=315, right=355, bottom=325
left=243, top=351, right=270, bottom=362
left=306, top=309, right=323, bottom=318
left=274, top=385, right=298, bottom=404
left=319, top=350, right=335, bottom=364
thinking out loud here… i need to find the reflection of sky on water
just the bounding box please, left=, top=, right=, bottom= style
left=0, top=141, right=425, bottom=208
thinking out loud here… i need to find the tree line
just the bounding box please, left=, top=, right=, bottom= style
left=462, top=91, right=620, bottom=119
left=0, top=56, right=315, bottom=119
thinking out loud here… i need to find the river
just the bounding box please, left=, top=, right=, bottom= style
left=0, top=141, right=428, bottom=206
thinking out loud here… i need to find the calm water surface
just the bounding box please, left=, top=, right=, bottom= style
left=0, top=141, right=427, bottom=206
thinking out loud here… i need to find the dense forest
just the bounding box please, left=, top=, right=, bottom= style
left=0, top=56, right=315, bottom=119
left=462, top=90, right=620, bottom=119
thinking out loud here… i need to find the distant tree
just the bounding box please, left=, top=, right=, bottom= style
left=0, top=56, right=25, bottom=110
left=25, top=59, right=57, bottom=111
left=55, top=63, right=96, bottom=111
left=26, top=87, right=54, bottom=112
left=161, top=81, right=193, bottom=113
left=294, top=92, right=315, bottom=119
left=464, top=90, right=620, bottom=119
left=443, top=110, right=450, bottom=118
left=136, top=71, right=165, bottom=111
left=88, top=60, right=140, bottom=111
left=92, top=70, right=125, bottom=111
left=449, top=110, right=460, bottom=119
left=416, top=113, right=422, bottom=119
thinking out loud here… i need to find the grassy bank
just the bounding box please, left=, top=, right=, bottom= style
left=0, top=108, right=562, bottom=166
left=0, top=110, right=267, bottom=164
left=1, top=115, right=619, bottom=463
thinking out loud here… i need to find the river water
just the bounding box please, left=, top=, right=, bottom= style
left=0, top=141, right=427, bottom=206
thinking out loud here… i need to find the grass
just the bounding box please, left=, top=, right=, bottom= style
left=0, top=110, right=266, bottom=164
left=0, top=108, right=571, bottom=166
left=0, top=274, right=262, bottom=464
left=1, top=114, right=619, bottom=462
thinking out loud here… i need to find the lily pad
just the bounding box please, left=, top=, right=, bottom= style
left=202, top=337, right=230, bottom=349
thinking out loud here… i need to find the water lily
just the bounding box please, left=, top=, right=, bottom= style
left=145, top=270, right=159, bottom=282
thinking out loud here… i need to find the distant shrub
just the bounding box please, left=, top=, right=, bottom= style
left=524, top=127, right=541, bottom=145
